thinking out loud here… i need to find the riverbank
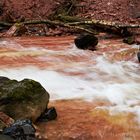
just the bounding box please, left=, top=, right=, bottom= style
left=0, top=0, right=140, bottom=36
left=0, top=0, right=140, bottom=24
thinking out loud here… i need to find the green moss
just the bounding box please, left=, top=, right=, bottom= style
left=0, top=76, right=50, bottom=121
left=0, top=77, right=47, bottom=101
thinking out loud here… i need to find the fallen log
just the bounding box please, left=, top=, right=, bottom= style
left=0, top=17, right=140, bottom=36
left=57, top=15, right=140, bottom=28
left=0, top=20, right=97, bottom=35
left=0, top=23, right=27, bottom=37
left=58, top=15, right=140, bottom=36
left=24, top=20, right=96, bottom=34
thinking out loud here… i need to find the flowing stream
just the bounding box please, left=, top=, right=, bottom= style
left=0, top=36, right=140, bottom=137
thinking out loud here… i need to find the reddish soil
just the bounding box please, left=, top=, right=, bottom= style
left=0, top=0, right=140, bottom=24
left=0, top=0, right=65, bottom=21
left=0, top=0, right=140, bottom=36
left=75, top=0, right=140, bottom=24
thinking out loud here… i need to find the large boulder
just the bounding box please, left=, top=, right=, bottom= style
left=0, top=76, right=50, bottom=123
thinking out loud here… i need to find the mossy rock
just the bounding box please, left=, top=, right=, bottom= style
left=0, top=76, right=50, bottom=123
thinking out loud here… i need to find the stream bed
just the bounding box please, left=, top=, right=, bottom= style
left=0, top=36, right=140, bottom=140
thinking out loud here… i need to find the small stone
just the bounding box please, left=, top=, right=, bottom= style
left=74, top=34, right=98, bottom=51
left=123, top=36, right=135, bottom=45
left=2, top=119, right=36, bottom=140
left=37, top=107, right=57, bottom=122
left=137, top=52, right=140, bottom=62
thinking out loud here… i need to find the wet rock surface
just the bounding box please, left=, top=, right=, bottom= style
left=2, top=119, right=36, bottom=140
left=0, top=135, right=14, bottom=140
left=74, top=34, right=98, bottom=51
left=0, top=112, right=14, bottom=130
left=0, top=76, right=50, bottom=125
left=137, top=52, right=140, bottom=62
left=37, top=107, right=57, bottom=122
left=123, top=36, right=135, bottom=45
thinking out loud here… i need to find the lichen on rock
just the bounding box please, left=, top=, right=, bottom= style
left=0, top=76, right=50, bottom=126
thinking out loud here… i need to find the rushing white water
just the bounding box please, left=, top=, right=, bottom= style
left=0, top=38, right=140, bottom=123
left=0, top=57, right=139, bottom=102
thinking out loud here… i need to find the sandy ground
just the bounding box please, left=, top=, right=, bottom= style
left=75, top=0, right=140, bottom=24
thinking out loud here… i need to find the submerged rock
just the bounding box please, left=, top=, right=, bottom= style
left=37, top=107, right=57, bottom=122
left=74, top=34, right=98, bottom=51
left=137, top=52, right=140, bottom=62
left=0, top=76, right=50, bottom=123
left=123, top=36, right=135, bottom=45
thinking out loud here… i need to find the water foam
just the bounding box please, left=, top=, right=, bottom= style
left=0, top=56, right=139, bottom=104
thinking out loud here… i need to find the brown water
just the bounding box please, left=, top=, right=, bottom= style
left=0, top=36, right=140, bottom=139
